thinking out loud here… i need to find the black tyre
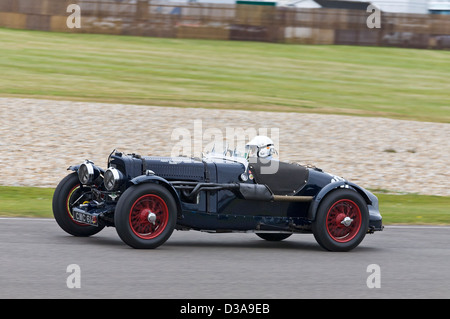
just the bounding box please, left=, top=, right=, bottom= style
left=256, top=233, right=292, bottom=241
left=312, top=189, right=369, bottom=252
left=52, top=172, right=104, bottom=237
left=115, top=183, right=177, bottom=249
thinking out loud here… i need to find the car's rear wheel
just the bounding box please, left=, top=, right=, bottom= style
left=52, top=172, right=104, bottom=237
left=115, top=183, right=177, bottom=249
left=312, top=189, right=369, bottom=252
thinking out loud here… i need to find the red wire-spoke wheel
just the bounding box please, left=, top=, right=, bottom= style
left=326, top=199, right=362, bottom=243
left=129, top=194, right=169, bottom=240
left=312, top=189, right=369, bottom=252
left=115, top=183, right=177, bottom=249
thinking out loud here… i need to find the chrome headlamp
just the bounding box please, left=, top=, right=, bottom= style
left=78, top=161, right=98, bottom=185
left=104, top=167, right=123, bottom=191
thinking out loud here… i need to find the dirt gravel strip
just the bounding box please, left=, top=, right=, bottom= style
left=1, top=97, right=449, bottom=196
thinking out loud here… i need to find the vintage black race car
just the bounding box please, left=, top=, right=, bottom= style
left=53, top=149, right=383, bottom=251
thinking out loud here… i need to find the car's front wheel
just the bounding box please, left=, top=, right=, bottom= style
left=52, top=172, right=104, bottom=237
left=114, top=183, right=177, bottom=249
left=312, top=189, right=369, bottom=252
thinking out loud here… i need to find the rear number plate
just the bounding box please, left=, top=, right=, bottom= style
left=73, top=208, right=98, bottom=227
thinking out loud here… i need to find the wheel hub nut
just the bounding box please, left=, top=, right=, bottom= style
left=147, top=212, right=157, bottom=225
left=341, top=216, right=353, bottom=227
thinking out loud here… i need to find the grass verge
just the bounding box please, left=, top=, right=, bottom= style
left=0, top=186, right=54, bottom=218
left=1, top=186, right=448, bottom=225
left=376, top=192, right=450, bottom=225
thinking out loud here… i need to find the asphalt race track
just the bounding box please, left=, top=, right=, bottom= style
left=1, top=218, right=449, bottom=299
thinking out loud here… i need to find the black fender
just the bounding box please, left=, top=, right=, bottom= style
left=67, top=164, right=105, bottom=175
left=307, top=181, right=372, bottom=221
left=130, top=175, right=182, bottom=218
left=67, top=164, right=81, bottom=172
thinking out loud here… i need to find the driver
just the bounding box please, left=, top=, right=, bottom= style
left=245, top=136, right=277, bottom=160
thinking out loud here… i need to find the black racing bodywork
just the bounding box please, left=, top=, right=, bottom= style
left=68, top=151, right=383, bottom=234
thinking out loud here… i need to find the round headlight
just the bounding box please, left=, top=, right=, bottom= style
left=104, top=167, right=123, bottom=191
left=78, top=162, right=95, bottom=185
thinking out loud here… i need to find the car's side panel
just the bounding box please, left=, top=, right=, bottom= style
left=177, top=163, right=322, bottom=231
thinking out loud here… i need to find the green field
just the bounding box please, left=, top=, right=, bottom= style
left=0, top=186, right=448, bottom=225
left=1, top=28, right=450, bottom=122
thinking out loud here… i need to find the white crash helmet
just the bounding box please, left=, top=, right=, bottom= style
left=245, top=136, right=277, bottom=159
